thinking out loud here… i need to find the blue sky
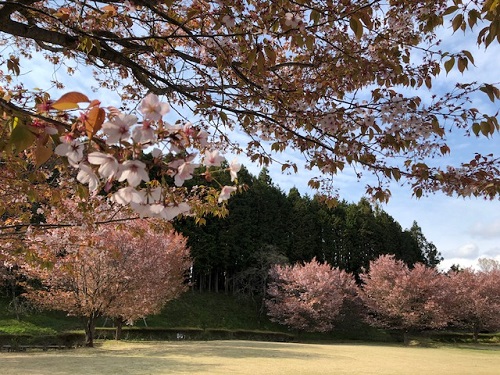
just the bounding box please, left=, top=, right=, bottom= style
left=4, top=15, right=499, bottom=271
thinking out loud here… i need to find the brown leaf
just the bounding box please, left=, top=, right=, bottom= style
left=35, top=144, right=53, bottom=167
left=85, top=107, right=106, bottom=139
left=52, top=92, right=91, bottom=111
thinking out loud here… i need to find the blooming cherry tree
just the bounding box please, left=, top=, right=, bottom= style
left=360, top=255, right=449, bottom=345
left=17, top=198, right=191, bottom=347
left=445, top=265, right=500, bottom=342
left=9, top=91, right=241, bottom=224
left=266, top=258, right=357, bottom=332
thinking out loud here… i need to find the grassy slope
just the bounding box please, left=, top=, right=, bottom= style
left=0, top=292, right=383, bottom=340
left=142, top=292, right=282, bottom=331
left=0, top=293, right=287, bottom=336
left=1, top=293, right=498, bottom=345
left=1, top=340, right=500, bottom=375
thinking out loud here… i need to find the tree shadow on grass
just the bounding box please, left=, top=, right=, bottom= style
left=0, top=340, right=329, bottom=375
left=450, top=343, right=500, bottom=352
left=162, top=340, right=325, bottom=360
left=0, top=354, right=207, bottom=375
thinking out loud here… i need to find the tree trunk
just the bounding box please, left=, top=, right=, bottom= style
left=85, top=315, right=96, bottom=347
left=215, top=271, right=219, bottom=293
left=10, top=280, right=20, bottom=321
left=403, top=330, right=410, bottom=346
left=114, top=318, right=124, bottom=340
left=472, top=324, right=479, bottom=343
left=224, top=270, right=229, bottom=295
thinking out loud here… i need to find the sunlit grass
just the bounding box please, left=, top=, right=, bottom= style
left=1, top=340, right=499, bottom=375
left=0, top=320, right=56, bottom=335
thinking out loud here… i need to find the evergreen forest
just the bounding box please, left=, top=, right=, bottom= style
left=174, top=166, right=442, bottom=296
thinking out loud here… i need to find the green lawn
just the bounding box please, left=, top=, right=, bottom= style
left=1, top=340, right=499, bottom=375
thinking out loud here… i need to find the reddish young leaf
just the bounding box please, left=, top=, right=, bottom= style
left=85, top=106, right=106, bottom=139
left=52, top=92, right=91, bottom=111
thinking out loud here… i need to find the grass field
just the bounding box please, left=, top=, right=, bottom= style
left=1, top=340, right=499, bottom=375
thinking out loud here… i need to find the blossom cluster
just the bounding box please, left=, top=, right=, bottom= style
left=54, top=93, right=241, bottom=220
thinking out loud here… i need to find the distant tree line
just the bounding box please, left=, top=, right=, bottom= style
left=175, top=166, right=442, bottom=295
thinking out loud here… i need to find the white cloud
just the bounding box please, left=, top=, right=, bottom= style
left=456, top=243, right=480, bottom=259
left=484, top=246, right=500, bottom=258
left=439, top=258, right=476, bottom=272
left=469, top=219, right=500, bottom=239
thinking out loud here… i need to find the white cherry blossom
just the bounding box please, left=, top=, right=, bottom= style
left=160, top=202, right=191, bottom=220
left=218, top=185, right=237, bottom=203
left=102, top=114, right=137, bottom=144
left=229, top=158, right=241, bottom=182
left=111, top=186, right=143, bottom=205
left=54, top=136, right=84, bottom=166
left=172, top=159, right=199, bottom=186
left=139, top=93, right=170, bottom=121
left=203, top=150, right=225, bottom=167
left=138, top=186, right=162, bottom=204
left=117, top=160, right=150, bottom=187
left=76, top=163, right=100, bottom=193
left=130, top=202, right=156, bottom=218
left=87, top=152, right=119, bottom=179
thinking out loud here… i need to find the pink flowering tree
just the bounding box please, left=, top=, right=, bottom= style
left=18, top=198, right=191, bottom=347
left=445, top=264, right=500, bottom=342
left=360, top=255, right=449, bottom=345
left=266, top=258, right=357, bottom=332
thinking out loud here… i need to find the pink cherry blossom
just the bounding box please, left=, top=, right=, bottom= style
left=196, top=129, right=209, bottom=147
left=218, top=185, right=237, bottom=203
left=139, top=93, right=170, bottom=121
left=174, top=160, right=199, bottom=187
left=54, top=136, right=84, bottom=166
left=102, top=114, right=137, bottom=144
left=117, top=160, right=150, bottom=187
left=87, top=152, right=119, bottom=179
left=151, top=148, right=163, bottom=158
left=203, top=150, right=225, bottom=167
left=132, top=120, right=156, bottom=144
left=229, top=158, right=241, bottom=182
left=182, top=122, right=196, bottom=137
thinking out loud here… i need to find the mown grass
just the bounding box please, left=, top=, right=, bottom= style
left=1, top=340, right=499, bottom=375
